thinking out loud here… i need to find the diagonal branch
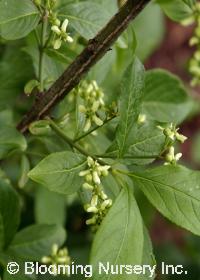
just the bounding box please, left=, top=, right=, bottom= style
left=17, top=0, right=150, bottom=133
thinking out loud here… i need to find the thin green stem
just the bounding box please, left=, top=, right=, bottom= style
left=38, top=8, right=48, bottom=91
left=95, top=154, right=162, bottom=159
left=47, top=118, right=108, bottom=165
left=44, top=31, right=53, bottom=49
left=74, top=115, right=117, bottom=143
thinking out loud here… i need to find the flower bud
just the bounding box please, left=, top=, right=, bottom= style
left=92, top=115, right=103, bottom=126
left=93, top=171, right=101, bottom=185
left=52, top=244, right=59, bottom=256
left=85, top=174, right=93, bottom=183
left=66, top=35, right=73, bottom=43
left=61, top=19, right=69, bottom=32
left=53, top=38, right=62, bottom=50
left=84, top=118, right=91, bottom=132
left=87, top=206, right=98, bottom=213
left=91, top=195, right=98, bottom=207
left=100, top=191, right=108, bottom=200
left=78, top=105, right=86, bottom=113
left=79, top=170, right=90, bottom=177
left=86, top=217, right=96, bottom=225
left=137, top=114, right=146, bottom=124
left=83, top=183, right=94, bottom=191
left=175, top=132, right=187, bottom=143
left=51, top=25, right=61, bottom=35
left=92, top=101, right=100, bottom=112
left=175, top=153, right=182, bottom=161
left=87, top=156, right=94, bottom=167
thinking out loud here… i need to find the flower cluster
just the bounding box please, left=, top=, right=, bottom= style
left=181, top=3, right=200, bottom=86
left=164, top=146, right=182, bottom=166
left=79, top=157, right=112, bottom=227
left=41, top=244, right=71, bottom=276
left=157, top=123, right=187, bottom=143
left=51, top=18, right=73, bottom=49
left=158, top=123, right=187, bottom=165
left=77, top=81, right=105, bottom=132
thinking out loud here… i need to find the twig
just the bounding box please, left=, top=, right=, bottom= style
left=47, top=118, right=108, bottom=165
left=17, top=0, right=151, bottom=133
left=74, top=115, right=117, bottom=143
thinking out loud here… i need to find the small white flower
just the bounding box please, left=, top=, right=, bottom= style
left=101, top=199, right=112, bottom=210
left=91, top=195, right=98, bottom=207
left=175, top=152, right=182, bottom=161
left=84, top=118, right=91, bottom=132
left=79, top=170, right=90, bottom=177
left=100, top=191, right=108, bottom=200
left=86, top=217, right=96, bottom=225
left=85, top=174, right=93, bottom=183
left=98, top=165, right=110, bottom=176
left=165, top=146, right=182, bottom=165
left=61, top=19, right=69, bottom=32
left=66, top=35, right=73, bottom=43
left=83, top=183, right=94, bottom=191
left=79, top=105, right=86, bottom=113
left=51, top=25, right=61, bottom=35
left=92, top=101, right=100, bottom=112
left=93, top=171, right=101, bottom=185
left=87, top=156, right=94, bottom=167
left=92, top=114, right=103, bottom=126
left=53, top=38, right=62, bottom=50
left=175, top=132, right=187, bottom=143
left=87, top=206, right=98, bottom=213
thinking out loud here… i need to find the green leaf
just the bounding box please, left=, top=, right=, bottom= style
left=0, top=179, right=20, bottom=249
left=114, top=57, right=145, bottom=157
left=28, top=151, right=87, bottom=194
left=24, top=33, right=67, bottom=84
left=157, top=0, right=193, bottom=21
left=7, top=224, right=66, bottom=261
left=124, top=122, right=166, bottom=165
left=0, top=125, right=27, bottom=160
left=142, top=69, right=194, bottom=123
left=0, top=49, right=33, bottom=109
left=59, top=1, right=111, bottom=39
left=106, top=121, right=166, bottom=164
left=0, top=0, right=40, bottom=40
left=183, top=0, right=196, bottom=8
left=35, top=188, right=66, bottom=226
left=131, top=165, right=200, bottom=236
left=134, top=3, right=165, bottom=61
left=141, top=227, right=156, bottom=279
left=90, top=185, right=144, bottom=279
